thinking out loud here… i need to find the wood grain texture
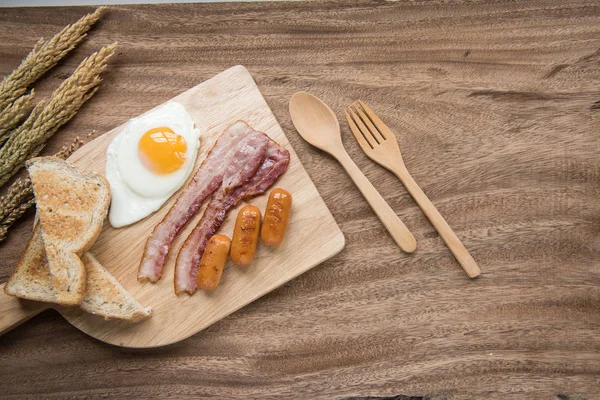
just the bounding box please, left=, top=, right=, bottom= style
left=0, top=0, right=599, bottom=398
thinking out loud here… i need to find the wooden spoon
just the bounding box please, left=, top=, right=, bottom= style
left=289, top=91, right=416, bottom=253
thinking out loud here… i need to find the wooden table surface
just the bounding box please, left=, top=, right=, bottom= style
left=1, top=1, right=599, bottom=399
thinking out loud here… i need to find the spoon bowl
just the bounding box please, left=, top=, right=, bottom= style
left=289, top=92, right=343, bottom=156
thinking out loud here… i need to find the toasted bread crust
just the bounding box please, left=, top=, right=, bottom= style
left=26, top=157, right=110, bottom=304
left=27, top=157, right=110, bottom=252
left=4, top=224, right=59, bottom=303
left=6, top=228, right=151, bottom=321
left=80, top=253, right=152, bottom=321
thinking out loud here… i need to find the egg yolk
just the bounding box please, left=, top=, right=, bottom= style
left=138, top=127, right=187, bottom=175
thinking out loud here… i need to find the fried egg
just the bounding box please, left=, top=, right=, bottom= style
left=106, top=102, right=201, bottom=228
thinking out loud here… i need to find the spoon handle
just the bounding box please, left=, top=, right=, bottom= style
left=336, top=150, right=416, bottom=253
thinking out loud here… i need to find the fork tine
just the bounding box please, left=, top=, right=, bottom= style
left=348, top=107, right=379, bottom=147
left=353, top=102, right=385, bottom=142
left=345, top=110, right=374, bottom=150
left=358, top=100, right=395, bottom=140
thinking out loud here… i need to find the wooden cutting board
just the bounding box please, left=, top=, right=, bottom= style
left=0, top=65, right=345, bottom=348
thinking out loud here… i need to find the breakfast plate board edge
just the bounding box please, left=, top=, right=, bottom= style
left=0, top=65, right=345, bottom=348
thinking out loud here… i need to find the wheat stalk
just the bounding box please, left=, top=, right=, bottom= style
left=0, top=90, right=35, bottom=146
left=0, top=176, right=33, bottom=223
left=0, top=133, right=92, bottom=242
left=0, top=43, right=116, bottom=188
left=0, top=7, right=104, bottom=116
left=0, top=197, right=35, bottom=242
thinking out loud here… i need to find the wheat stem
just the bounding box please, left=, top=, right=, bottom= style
left=0, top=7, right=104, bottom=115
left=0, top=197, right=36, bottom=242
left=0, top=43, right=116, bottom=188
left=0, top=90, right=35, bottom=146
left=0, top=176, right=32, bottom=223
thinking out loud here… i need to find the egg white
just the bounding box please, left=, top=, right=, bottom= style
left=106, top=101, right=201, bottom=228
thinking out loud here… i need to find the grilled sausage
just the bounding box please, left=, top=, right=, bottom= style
left=196, top=234, right=231, bottom=290
left=230, top=205, right=261, bottom=265
left=261, top=188, right=292, bottom=247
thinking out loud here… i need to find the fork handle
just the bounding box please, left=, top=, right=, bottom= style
left=336, top=150, right=416, bottom=253
left=392, top=165, right=481, bottom=278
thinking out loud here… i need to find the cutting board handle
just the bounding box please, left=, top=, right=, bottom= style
left=0, top=283, right=47, bottom=336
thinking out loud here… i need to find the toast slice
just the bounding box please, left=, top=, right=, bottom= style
left=26, top=157, right=111, bottom=305
left=80, top=253, right=151, bottom=322
left=3, top=225, right=57, bottom=303
left=5, top=226, right=152, bottom=322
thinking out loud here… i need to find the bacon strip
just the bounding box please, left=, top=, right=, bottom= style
left=175, top=141, right=290, bottom=294
left=138, top=121, right=266, bottom=282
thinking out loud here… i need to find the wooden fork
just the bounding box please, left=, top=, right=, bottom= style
left=345, top=101, right=481, bottom=278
